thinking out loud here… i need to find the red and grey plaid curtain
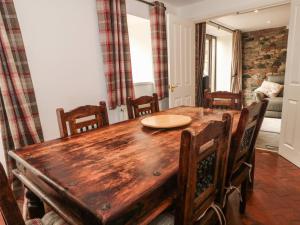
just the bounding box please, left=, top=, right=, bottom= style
left=149, top=1, right=168, bottom=100
left=0, top=1, right=43, bottom=184
left=96, top=0, right=134, bottom=110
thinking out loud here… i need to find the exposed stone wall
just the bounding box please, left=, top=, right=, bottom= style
left=242, top=27, right=288, bottom=105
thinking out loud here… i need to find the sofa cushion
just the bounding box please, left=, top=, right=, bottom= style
left=266, top=97, right=283, bottom=112
left=255, top=81, right=284, bottom=98
left=267, top=75, right=285, bottom=97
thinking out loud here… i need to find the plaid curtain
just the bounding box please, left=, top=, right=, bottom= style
left=195, top=23, right=206, bottom=107
left=231, top=30, right=243, bottom=93
left=150, top=1, right=168, bottom=100
left=0, top=1, right=43, bottom=185
left=96, top=0, right=134, bottom=110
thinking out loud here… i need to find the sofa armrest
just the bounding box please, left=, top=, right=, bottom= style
left=254, top=91, right=265, bottom=101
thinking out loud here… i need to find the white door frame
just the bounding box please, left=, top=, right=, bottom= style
left=279, top=0, right=300, bottom=167
left=167, top=1, right=292, bottom=107
left=167, top=13, right=195, bottom=108
left=167, top=1, right=297, bottom=164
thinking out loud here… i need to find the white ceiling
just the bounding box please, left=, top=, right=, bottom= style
left=161, top=0, right=204, bottom=7
left=214, top=4, right=290, bottom=32
left=206, top=24, right=232, bottom=37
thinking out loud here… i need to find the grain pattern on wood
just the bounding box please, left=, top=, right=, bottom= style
left=0, top=163, right=25, bottom=225
left=175, top=113, right=232, bottom=225
left=9, top=107, right=240, bottom=225
left=225, top=100, right=268, bottom=213
left=56, top=101, right=109, bottom=138
left=204, top=90, right=243, bottom=110
left=127, top=93, right=159, bottom=119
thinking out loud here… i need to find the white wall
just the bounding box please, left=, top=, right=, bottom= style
left=13, top=0, right=161, bottom=142
left=216, top=35, right=233, bottom=91
left=14, top=0, right=108, bottom=141
left=0, top=0, right=171, bottom=169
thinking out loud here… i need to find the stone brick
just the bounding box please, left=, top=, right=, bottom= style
left=242, top=27, right=288, bottom=105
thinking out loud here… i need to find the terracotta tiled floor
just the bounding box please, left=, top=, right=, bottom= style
left=242, top=150, right=300, bottom=225
left=1, top=150, right=300, bottom=225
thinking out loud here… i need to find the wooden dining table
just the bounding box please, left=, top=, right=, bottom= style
left=9, top=106, right=240, bottom=225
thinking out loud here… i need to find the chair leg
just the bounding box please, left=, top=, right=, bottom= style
left=249, top=152, right=256, bottom=191
left=240, top=179, right=248, bottom=214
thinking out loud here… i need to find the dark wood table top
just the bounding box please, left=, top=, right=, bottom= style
left=9, top=106, right=240, bottom=225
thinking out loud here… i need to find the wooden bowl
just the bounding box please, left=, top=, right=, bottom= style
left=141, top=115, right=192, bottom=129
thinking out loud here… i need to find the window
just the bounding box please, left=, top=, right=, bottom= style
left=203, top=34, right=217, bottom=91
left=127, top=14, right=154, bottom=84
left=216, top=35, right=233, bottom=92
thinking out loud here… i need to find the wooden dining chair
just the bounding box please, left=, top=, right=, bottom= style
left=150, top=113, right=233, bottom=225
left=204, top=90, right=243, bottom=110
left=56, top=101, right=109, bottom=138
left=0, top=163, right=67, bottom=225
left=126, top=93, right=159, bottom=119
left=224, top=100, right=268, bottom=213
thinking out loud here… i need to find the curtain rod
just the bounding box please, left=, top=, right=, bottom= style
left=136, top=0, right=154, bottom=6
left=207, top=21, right=235, bottom=33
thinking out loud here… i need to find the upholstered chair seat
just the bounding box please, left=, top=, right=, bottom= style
left=26, top=219, right=43, bottom=225
left=150, top=208, right=224, bottom=225
left=1, top=161, right=68, bottom=225
left=149, top=211, right=221, bottom=225
left=26, top=211, right=67, bottom=225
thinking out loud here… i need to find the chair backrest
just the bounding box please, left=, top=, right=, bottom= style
left=126, top=93, right=159, bottom=119
left=175, top=113, right=232, bottom=225
left=56, top=101, right=109, bottom=138
left=204, top=90, right=243, bottom=110
left=226, top=100, right=268, bottom=183
left=0, top=163, right=25, bottom=225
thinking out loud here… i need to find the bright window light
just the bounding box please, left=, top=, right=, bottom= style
left=127, top=14, right=154, bottom=84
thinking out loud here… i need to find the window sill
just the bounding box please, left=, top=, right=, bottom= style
left=133, top=82, right=154, bottom=86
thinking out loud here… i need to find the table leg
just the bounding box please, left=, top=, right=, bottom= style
left=25, top=188, right=45, bottom=219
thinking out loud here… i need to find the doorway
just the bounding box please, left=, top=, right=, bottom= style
left=208, top=3, right=290, bottom=152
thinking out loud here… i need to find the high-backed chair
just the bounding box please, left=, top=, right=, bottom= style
left=151, top=113, right=233, bottom=225
left=224, top=100, right=268, bottom=213
left=204, top=90, right=243, bottom=110
left=126, top=93, right=159, bottom=119
left=0, top=163, right=66, bottom=225
left=56, top=101, right=109, bottom=138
